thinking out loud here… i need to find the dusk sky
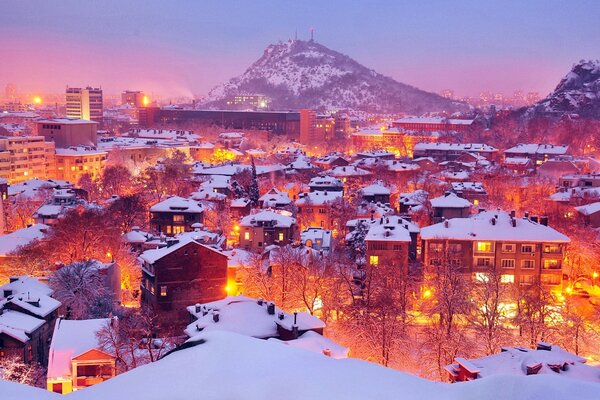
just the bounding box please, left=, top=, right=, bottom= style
left=2, top=0, right=599, bottom=99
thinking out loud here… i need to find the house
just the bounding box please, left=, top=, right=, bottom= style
left=184, top=296, right=344, bottom=355
left=360, top=181, right=392, bottom=205
left=0, top=224, right=49, bottom=281
left=420, top=211, right=570, bottom=289
left=217, top=132, right=245, bottom=149
left=33, top=189, right=81, bottom=226
left=326, top=165, right=371, bottom=183
left=308, top=176, right=344, bottom=193
left=430, top=192, right=472, bottom=223
left=230, top=197, right=252, bottom=219
left=47, top=318, right=116, bottom=394
left=149, top=196, right=204, bottom=235
left=399, top=190, right=428, bottom=214
left=239, top=210, right=297, bottom=251
left=300, top=227, right=333, bottom=253
left=139, top=237, right=228, bottom=333
left=537, top=159, right=579, bottom=180
left=259, top=188, right=293, bottom=209
left=313, top=153, right=349, bottom=169
left=446, top=342, right=598, bottom=383
left=0, top=277, right=60, bottom=367
left=364, top=216, right=418, bottom=274
left=295, top=191, right=343, bottom=230
left=575, top=201, right=600, bottom=227
left=504, top=144, right=569, bottom=166
left=504, top=157, right=533, bottom=175
left=450, top=182, right=487, bottom=205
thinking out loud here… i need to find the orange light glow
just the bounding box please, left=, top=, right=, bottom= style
left=142, top=95, right=150, bottom=106
left=593, top=272, right=599, bottom=279
left=565, top=286, right=573, bottom=294
left=423, top=289, right=432, bottom=299
left=234, top=225, right=240, bottom=231
left=33, top=96, right=42, bottom=104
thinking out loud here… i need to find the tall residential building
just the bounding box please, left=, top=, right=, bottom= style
left=36, top=118, right=98, bottom=148
left=299, top=109, right=317, bottom=146
left=66, top=86, right=103, bottom=124
left=0, top=136, right=56, bottom=183
left=4, top=83, right=17, bottom=101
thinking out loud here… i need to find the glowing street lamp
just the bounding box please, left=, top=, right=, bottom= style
left=142, top=95, right=150, bottom=106
left=33, top=96, right=42, bottom=104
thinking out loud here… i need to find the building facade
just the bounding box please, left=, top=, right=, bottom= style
left=66, top=87, right=103, bottom=124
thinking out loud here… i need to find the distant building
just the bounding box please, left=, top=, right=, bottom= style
left=149, top=196, right=205, bottom=236
left=504, top=144, right=569, bottom=166
left=224, top=93, right=270, bottom=110
left=121, top=90, right=146, bottom=108
left=295, top=190, right=343, bottom=230
left=365, top=216, right=420, bottom=272
left=65, top=87, right=103, bottom=124
left=412, top=143, right=497, bottom=162
left=430, top=192, right=472, bottom=223
left=299, top=109, right=317, bottom=145
left=54, top=147, right=107, bottom=183
left=36, top=118, right=98, bottom=148
left=239, top=210, right=297, bottom=251
left=392, top=117, right=474, bottom=132
left=0, top=136, right=55, bottom=183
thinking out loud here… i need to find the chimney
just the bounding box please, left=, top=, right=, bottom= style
left=267, top=302, right=275, bottom=315
left=531, top=216, right=538, bottom=224
left=212, top=312, right=220, bottom=323
left=195, top=304, right=201, bottom=313
left=540, top=216, right=549, bottom=226
left=444, top=220, right=449, bottom=228
left=510, top=210, right=516, bottom=218
left=524, top=211, right=529, bottom=218
left=491, top=218, right=496, bottom=225
left=511, top=218, right=517, bottom=227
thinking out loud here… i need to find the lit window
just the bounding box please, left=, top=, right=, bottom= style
left=543, top=259, right=561, bottom=270
left=160, top=286, right=167, bottom=297
left=369, top=255, right=379, bottom=266
left=278, top=232, right=284, bottom=241
left=476, top=242, right=493, bottom=252
left=475, top=272, right=489, bottom=282
left=500, top=274, right=514, bottom=283
left=173, top=215, right=185, bottom=222
left=244, top=232, right=250, bottom=240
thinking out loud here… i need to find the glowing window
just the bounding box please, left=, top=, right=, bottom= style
left=369, top=255, right=379, bottom=266
left=500, top=274, right=514, bottom=284
left=244, top=232, right=250, bottom=240
left=476, top=242, right=493, bottom=252
left=160, top=286, right=167, bottom=297
left=278, top=232, right=284, bottom=241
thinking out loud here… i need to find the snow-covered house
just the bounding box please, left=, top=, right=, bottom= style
left=430, top=192, right=472, bottom=222
left=259, top=188, right=293, bottom=209
left=300, top=227, right=333, bottom=253
left=364, top=216, right=419, bottom=272
left=239, top=210, right=297, bottom=251
left=504, top=144, right=569, bottom=166
left=399, top=190, right=428, bottom=214
left=450, top=182, right=487, bottom=205
left=149, top=196, right=204, bottom=236
left=308, top=176, right=344, bottom=193
left=446, top=342, right=598, bottom=383
left=33, top=189, right=81, bottom=225
left=413, top=142, right=497, bottom=162
left=295, top=190, right=343, bottom=230
left=139, top=236, right=228, bottom=333
left=47, top=318, right=116, bottom=394
left=360, top=181, right=392, bottom=205
left=420, top=211, right=570, bottom=288
left=575, top=201, right=600, bottom=227
left=185, top=296, right=330, bottom=343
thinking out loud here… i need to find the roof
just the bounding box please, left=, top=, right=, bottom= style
left=430, top=192, right=472, bottom=209
left=413, top=142, right=497, bottom=152
left=421, top=211, right=570, bottom=243
left=259, top=188, right=293, bottom=206
left=451, top=182, right=486, bottom=193
left=150, top=196, right=204, bottom=213
left=365, top=219, right=412, bottom=243
left=47, top=318, right=111, bottom=380
left=575, top=201, right=600, bottom=216
left=37, top=118, right=97, bottom=125
left=327, top=165, right=371, bottom=177
left=0, top=310, right=45, bottom=343
left=185, top=296, right=325, bottom=339
left=296, top=190, right=342, bottom=206
left=267, top=330, right=348, bottom=359
left=395, top=116, right=475, bottom=125
left=240, top=210, right=296, bottom=228
left=505, top=144, right=569, bottom=156
left=0, top=224, right=49, bottom=256
left=309, top=176, right=343, bottom=188
left=300, top=227, right=333, bottom=249
left=139, top=237, right=225, bottom=264
left=361, top=182, right=391, bottom=196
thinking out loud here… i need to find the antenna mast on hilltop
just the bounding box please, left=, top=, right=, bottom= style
left=310, top=27, right=315, bottom=42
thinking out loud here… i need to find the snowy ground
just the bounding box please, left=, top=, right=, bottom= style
left=1, top=331, right=593, bottom=400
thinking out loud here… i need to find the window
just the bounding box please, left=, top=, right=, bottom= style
left=278, top=232, right=284, bottom=241
left=160, top=286, right=167, bottom=297
left=448, top=243, right=462, bottom=254
left=543, top=245, right=561, bottom=254
left=502, top=243, right=515, bottom=253
left=429, top=242, right=444, bottom=254
left=500, top=274, right=515, bottom=283
left=475, top=241, right=493, bottom=253
left=166, top=225, right=172, bottom=234
left=521, top=260, right=535, bottom=269
left=449, top=259, right=461, bottom=267
left=521, top=244, right=535, bottom=253
left=520, top=275, right=534, bottom=285
left=541, top=274, right=561, bottom=285
left=369, top=255, right=379, bottom=266
left=543, top=259, right=561, bottom=270
left=475, top=272, right=489, bottom=282
left=244, top=232, right=250, bottom=240
left=501, top=259, right=515, bottom=269
left=173, top=215, right=185, bottom=222
left=173, top=226, right=185, bottom=234
left=475, top=257, right=492, bottom=267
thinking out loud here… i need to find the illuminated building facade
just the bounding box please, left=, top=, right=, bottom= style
left=0, top=136, right=55, bottom=183
left=65, top=86, right=103, bottom=124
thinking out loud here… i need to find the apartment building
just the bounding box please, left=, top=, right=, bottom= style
left=0, top=136, right=55, bottom=183
left=66, top=86, right=103, bottom=124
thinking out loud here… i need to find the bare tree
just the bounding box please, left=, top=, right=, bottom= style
left=0, top=356, right=46, bottom=387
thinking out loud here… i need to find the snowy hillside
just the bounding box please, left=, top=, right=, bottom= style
left=11, top=331, right=591, bottom=400
left=528, top=60, right=600, bottom=118
left=205, top=39, right=466, bottom=114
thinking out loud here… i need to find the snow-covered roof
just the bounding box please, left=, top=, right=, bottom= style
left=413, top=142, right=497, bottom=152
left=55, top=147, right=107, bottom=156
left=35, top=204, right=62, bottom=217
left=0, top=310, right=45, bottom=343
left=421, top=211, right=570, bottom=243
left=395, top=116, right=475, bottom=126
left=219, top=131, right=245, bottom=139
left=230, top=197, right=252, bottom=208
left=575, top=201, right=600, bottom=216
left=0, top=276, right=53, bottom=298
left=309, top=176, right=343, bottom=188
left=296, top=190, right=342, bottom=206
left=504, top=157, right=532, bottom=165
left=327, top=165, right=371, bottom=177
left=451, top=182, right=486, bottom=193
left=8, top=178, right=72, bottom=198
left=399, top=190, right=429, bottom=206
left=505, top=144, right=569, bottom=156
left=37, top=118, right=97, bottom=125
left=240, top=210, right=296, bottom=228
left=0, top=224, right=49, bottom=256
left=365, top=219, right=412, bottom=243
left=267, top=330, right=348, bottom=359
left=259, top=188, right=292, bottom=206
left=430, top=192, right=472, bottom=209
left=149, top=196, right=204, bottom=213
left=0, top=378, right=58, bottom=400
left=47, top=318, right=111, bottom=380
left=450, top=344, right=598, bottom=382
left=355, top=149, right=395, bottom=158
left=139, top=236, right=225, bottom=265
left=5, top=291, right=61, bottom=318
left=185, top=296, right=325, bottom=339
left=549, top=187, right=600, bottom=202
left=300, top=227, right=332, bottom=250
left=361, top=182, right=391, bottom=196
left=287, top=155, right=316, bottom=171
